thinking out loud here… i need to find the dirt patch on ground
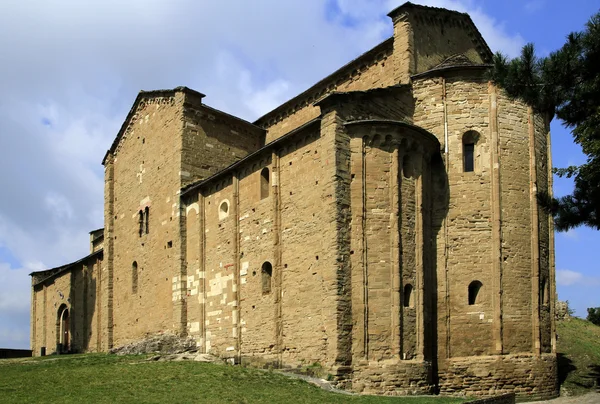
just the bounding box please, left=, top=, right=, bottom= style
left=527, top=391, right=599, bottom=403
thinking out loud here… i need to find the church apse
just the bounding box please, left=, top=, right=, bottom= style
left=344, top=120, right=445, bottom=394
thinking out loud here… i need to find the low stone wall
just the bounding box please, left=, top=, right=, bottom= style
left=439, top=353, right=558, bottom=400
left=349, top=359, right=434, bottom=395
left=0, top=349, right=32, bottom=359
left=468, top=393, right=515, bottom=404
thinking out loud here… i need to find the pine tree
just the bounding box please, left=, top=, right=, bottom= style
left=489, top=11, right=600, bottom=231
left=586, top=307, right=600, bottom=326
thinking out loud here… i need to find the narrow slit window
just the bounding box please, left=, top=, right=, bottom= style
left=144, top=207, right=150, bottom=234
left=261, top=262, right=272, bottom=294
left=403, top=284, right=414, bottom=308
left=462, top=130, right=479, bottom=173
left=138, top=210, right=144, bottom=237
left=260, top=167, right=270, bottom=199
left=132, top=261, right=138, bottom=294
left=468, top=281, right=483, bottom=305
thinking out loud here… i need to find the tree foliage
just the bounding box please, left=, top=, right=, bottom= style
left=489, top=11, right=600, bottom=231
left=586, top=307, right=600, bottom=326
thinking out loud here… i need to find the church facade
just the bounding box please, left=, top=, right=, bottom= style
left=30, top=3, right=558, bottom=398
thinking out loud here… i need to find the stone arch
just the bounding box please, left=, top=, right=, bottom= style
left=371, top=134, right=382, bottom=147
left=57, top=304, right=69, bottom=354
left=384, top=134, right=394, bottom=150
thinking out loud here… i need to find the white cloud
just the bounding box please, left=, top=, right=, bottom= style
left=0, top=264, right=30, bottom=348
left=524, top=0, right=545, bottom=13
left=557, top=269, right=600, bottom=287
left=44, top=192, right=74, bottom=222
left=557, top=269, right=583, bottom=286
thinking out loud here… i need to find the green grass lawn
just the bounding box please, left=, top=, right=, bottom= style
left=0, top=354, right=466, bottom=404
left=557, top=317, right=600, bottom=396
left=8, top=318, right=597, bottom=404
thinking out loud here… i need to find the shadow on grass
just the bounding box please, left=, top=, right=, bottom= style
left=575, top=364, right=600, bottom=390
left=558, top=353, right=576, bottom=385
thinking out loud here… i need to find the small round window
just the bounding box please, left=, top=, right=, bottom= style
left=219, top=200, right=230, bottom=220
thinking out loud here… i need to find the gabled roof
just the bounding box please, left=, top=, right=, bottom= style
left=254, top=2, right=493, bottom=129
left=101, top=87, right=206, bottom=165
left=434, top=54, right=481, bottom=69
left=411, top=54, right=492, bottom=80
left=387, top=2, right=493, bottom=64
left=102, top=87, right=265, bottom=166
left=181, top=118, right=321, bottom=198
left=30, top=249, right=103, bottom=286
left=314, top=84, right=410, bottom=107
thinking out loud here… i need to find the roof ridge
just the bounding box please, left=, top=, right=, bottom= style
left=253, top=37, right=394, bottom=126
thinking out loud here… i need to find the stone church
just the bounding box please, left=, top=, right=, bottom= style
left=30, top=2, right=558, bottom=399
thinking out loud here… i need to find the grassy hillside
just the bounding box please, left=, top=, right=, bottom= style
left=0, top=354, right=466, bottom=404
left=5, top=320, right=597, bottom=403
left=557, top=317, right=600, bottom=396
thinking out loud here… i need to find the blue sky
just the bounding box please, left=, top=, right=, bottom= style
left=0, top=0, right=598, bottom=349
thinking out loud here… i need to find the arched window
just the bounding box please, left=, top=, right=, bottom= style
left=403, top=284, right=414, bottom=308
left=468, top=280, right=483, bottom=305
left=144, top=207, right=150, bottom=234
left=219, top=200, right=230, bottom=220
left=138, top=210, right=144, bottom=237
left=260, top=167, right=270, bottom=199
left=261, top=262, right=272, bottom=294
left=462, top=131, right=479, bottom=173
left=132, top=261, right=138, bottom=294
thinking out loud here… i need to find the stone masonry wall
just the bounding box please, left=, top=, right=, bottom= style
left=444, top=75, right=494, bottom=358
left=351, top=360, right=433, bottom=396
left=184, top=120, right=340, bottom=368
left=534, top=113, right=552, bottom=353
left=200, top=177, right=238, bottom=357
left=32, top=275, right=71, bottom=355
left=412, top=73, right=495, bottom=359
left=344, top=119, right=440, bottom=394
left=181, top=94, right=264, bottom=187
left=109, top=93, right=185, bottom=348
left=406, top=11, right=486, bottom=74
left=237, top=154, right=277, bottom=362
left=438, top=353, right=558, bottom=399
left=278, top=124, right=338, bottom=367
left=497, top=92, right=533, bottom=354
left=30, top=255, right=102, bottom=356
